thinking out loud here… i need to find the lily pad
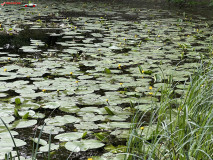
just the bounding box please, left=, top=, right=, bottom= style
left=54, top=132, right=84, bottom=141
left=13, top=119, right=37, bottom=129
left=65, top=139, right=105, bottom=152
left=39, top=143, right=59, bottom=152
left=44, top=115, right=80, bottom=126
left=42, top=102, right=60, bottom=109
left=32, top=138, right=47, bottom=146
left=38, top=125, right=64, bottom=134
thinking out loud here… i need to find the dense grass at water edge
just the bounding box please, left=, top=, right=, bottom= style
left=167, top=0, right=213, bottom=6
left=19, top=0, right=213, bottom=6
left=125, top=61, right=213, bottom=160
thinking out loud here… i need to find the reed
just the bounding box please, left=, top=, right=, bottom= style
left=125, top=61, right=213, bottom=160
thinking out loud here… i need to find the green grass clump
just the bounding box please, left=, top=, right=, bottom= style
left=125, top=62, right=213, bottom=160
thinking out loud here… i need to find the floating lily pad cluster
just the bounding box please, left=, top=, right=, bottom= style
left=0, top=0, right=213, bottom=159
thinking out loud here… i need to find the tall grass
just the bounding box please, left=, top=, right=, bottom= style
left=125, top=61, right=213, bottom=160
left=167, top=0, right=213, bottom=6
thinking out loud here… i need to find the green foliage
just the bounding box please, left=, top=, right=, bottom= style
left=138, top=65, right=152, bottom=75
left=15, top=98, right=21, bottom=105
left=210, top=0, right=213, bottom=6
left=168, top=0, right=213, bottom=6
left=14, top=108, right=20, bottom=118
left=104, top=107, right=115, bottom=115
left=138, top=65, right=143, bottom=74
left=104, top=68, right=111, bottom=74
left=143, top=70, right=152, bottom=75
left=22, top=112, right=29, bottom=119
left=126, top=62, right=213, bottom=159
left=94, top=133, right=105, bottom=141
left=82, top=132, right=87, bottom=139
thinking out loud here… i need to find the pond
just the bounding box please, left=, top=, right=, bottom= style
left=0, top=0, right=213, bottom=159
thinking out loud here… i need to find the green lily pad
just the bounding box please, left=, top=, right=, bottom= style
left=0, top=138, right=26, bottom=148
left=32, top=138, right=47, bottom=146
left=110, top=130, right=129, bottom=139
left=82, top=113, right=105, bottom=121
left=42, top=102, right=60, bottom=109
left=74, top=122, right=99, bottom=130
left=65, top=139, right=105, bottom=152
left=39, top=143, right=59, bottom=152
left=44, top=115, right=80, bottom=126
left=54, top=132, right=84, bottom=141
left=38, top=125, right=64, bottom=134
left=13, top=119, right=37, bottom=129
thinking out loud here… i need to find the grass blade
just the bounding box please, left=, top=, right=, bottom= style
left=48, top=130, right=52, bottom=160
left=0, top=118, right=21, bottom=160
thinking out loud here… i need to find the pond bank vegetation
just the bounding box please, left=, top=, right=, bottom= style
left=126, top=61, right=213, bottom=159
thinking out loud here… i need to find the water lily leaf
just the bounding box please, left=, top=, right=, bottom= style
left=13, top=119, right=37, bottom=129
left=0, top=131, right=18, bottom=138
left=42, top=102, right=60, bottom=109
left=65, top=139, right=105, bottom=152
left=39, top=143, right=59, bottom=152
left=32, top=138, right=47, bottom=146
left=135, top=104, right=154, bottom=112
left=45, top=115, right=80, bottom=126
left=109, top=122, right=131, bottom=129
left=0, top=116, right=15, bottom=128
left=0, top=138, right=26, bottom=148
left=20, top=101, right=40, bottom=110
left=0, top=148, right=14, bottom=159
left=74, top=122, right=99, bottom=130
left=105, top=115, right=129, bottom=121
left=110, top=130, right=129, bottom=139
left=18, top=110, right=35, bottom=118
left=0, top=93, right=7, bottom=98
left=32, top=113, right=45, bottom=119
left=59, top=105, right=80, bottom=113
left=54, top=132, right=84, bottom=141
left=38, top=125, right=64, bottom=135
left=78, top=107, right=105, bottom=116
left=82, top=113, right=105, bottom=121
